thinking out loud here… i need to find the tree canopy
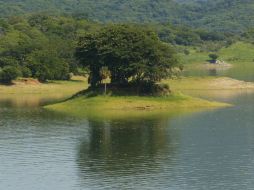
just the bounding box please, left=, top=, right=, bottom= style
left=0, top=0, right=254, bottom=32
left=76, top=25, right=179, bottom=87
left=0, top=14, right=100, bottom=82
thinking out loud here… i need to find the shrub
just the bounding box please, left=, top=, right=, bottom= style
left=130, top=81, right=171, bottom=96
left=209, top=53, right=219, bottom=61
left=21, top=67, right=32, bottom=78
left=184, top=49, right=190, bottom=55
left=0, top=66, right=21, bottom=83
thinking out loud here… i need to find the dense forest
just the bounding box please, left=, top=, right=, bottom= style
left=0, top=15, right=100, bottom=82
left=0, top=13, right=240, bottom=83
left=1, top=0, right=254, bottom=32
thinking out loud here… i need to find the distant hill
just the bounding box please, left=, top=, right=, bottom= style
left=0, top=0, right=254, bottom=32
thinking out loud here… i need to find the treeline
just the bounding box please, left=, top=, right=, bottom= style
left=0, top=14, right=243, bottom=83
left=0, top=14, right=100, bottom=83
left=1, top=0, right=254, bottom=32
left=148, top=24, right=234, bottom=46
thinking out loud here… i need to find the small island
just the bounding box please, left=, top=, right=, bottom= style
left=45, top=25, right=230, bottom=116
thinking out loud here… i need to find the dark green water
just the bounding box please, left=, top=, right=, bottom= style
left=0, top=72, right=254, bottom=189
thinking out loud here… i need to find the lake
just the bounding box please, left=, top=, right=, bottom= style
left=185, top=62, right=254, bottom=82
left=0, top=70, right=254, bottom=189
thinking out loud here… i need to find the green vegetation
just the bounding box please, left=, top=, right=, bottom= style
left=0, top=66, right=21, bottom=83
left=0, top=76, right=87, bottom=95
left=209, top=53, right=219, bottom=62
left=180, top=42, right=254, bottom=65
left=0, top=76, right=88, bottom=107
left=1, top=12, right=251, bottom=85
left=45, top=76, right=250, bottom=116
left=45, top=93, right=230, bottom=118
left=0, top=13, right=234, bottom=84
left=0, top=0, right=254, bottom=33
left=0, top=1, right=253, bottom=114
left=76, top=24, right=178, bottom=89
left=0, top=14, right=100, bottom=83
left=218, top=42, right=254, bottom=64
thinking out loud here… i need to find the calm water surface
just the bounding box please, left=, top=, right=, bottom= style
left=185, top=62, right=254, bottom=82
left=0, top=72, right=254, bottom=189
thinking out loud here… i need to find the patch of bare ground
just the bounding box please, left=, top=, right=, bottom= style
left=13, top=78, right=41, bottom=85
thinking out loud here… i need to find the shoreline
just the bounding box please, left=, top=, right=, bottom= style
left=2, top=76, right=254, bottom=113
left=166, top=77, right=254, bottom=90
left=44, top=94, right=231, bottom=119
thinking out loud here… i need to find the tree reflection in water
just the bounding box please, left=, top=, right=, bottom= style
left=77, top=116, right=178, bottom=183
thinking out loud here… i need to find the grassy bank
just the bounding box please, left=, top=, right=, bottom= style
left=0, top=76, right=87, bottom=95
left=0, top=76, right=88, bottom=107
left=178, top=42, right=254, bottom=82
left=180, top=42, right=254, bottom=65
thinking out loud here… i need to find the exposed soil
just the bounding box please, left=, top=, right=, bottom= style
left=13, top=78, right=41, bottom=85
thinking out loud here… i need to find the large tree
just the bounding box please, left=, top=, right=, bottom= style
left=76, top=24, right=178, bottom=88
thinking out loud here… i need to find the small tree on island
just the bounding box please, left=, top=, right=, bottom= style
left=76, top=24, right=179, bottom=93
left=100, top=66, right=111, bottom=94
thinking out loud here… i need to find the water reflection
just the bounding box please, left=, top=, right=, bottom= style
left=77, top=117, right=178, bottom=187
left=185, top=63, right=254, bottom=82
left=182, top=89, right=254, bottom=103
left=208, top=68, right=218, bottom=76
left=0, top=94, right=69, bottom=107
left=0, top=91, right=254, bottom=189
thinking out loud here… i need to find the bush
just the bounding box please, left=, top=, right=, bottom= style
left=32, top=64, right=52, bottom=82
left=184, top=49, right=190, bottom=55
left=130, top=81, right=171, bottom=96
left=21, top=67, right=32, bottom=78
left=0, top=66, right=21, bottom=83
left=27, top=50, right=71, bottom=82
left=209, top=53, right=219, bottom=61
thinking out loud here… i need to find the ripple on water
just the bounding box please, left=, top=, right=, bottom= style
left=0, top=92, right=254, bottom=190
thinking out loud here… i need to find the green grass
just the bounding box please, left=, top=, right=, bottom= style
left=219, top=42, right=254, bottom=64
left=0, top=76, right=88, bottom=107
left=0, top=76, right=87, bottom=96
left=45, top=93, right=230, bottom=119
left=179, top=48, right=210, bottom=65
left=181, top=42, right=254, bottom=66
left=180, top=42, right=254, bottom=82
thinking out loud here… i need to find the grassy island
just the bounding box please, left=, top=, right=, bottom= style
left=45, top=94, right=229, bottom=111
left=44, top=25, right=237, bottom=117
left=44, top=86, right=231, bottom=119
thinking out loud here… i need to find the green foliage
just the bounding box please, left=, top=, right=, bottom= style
left=0, top=0, right=253, bottom=32
left=76, top=24, right=179, bottom=87
left=218, top=42, right=254, bottom=64
left=0, top=14, right=101, bottom=82
left=148, top=24, right=232, bottom=47
left=27, top=50, right=70, bottom=82
left=0, top=66, right=21, bottom=83
left=0, top=11, right=249, bottom=85
left=209, top=53, right=219, bottom=61
left=20, top=67, right=32, bottom=78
